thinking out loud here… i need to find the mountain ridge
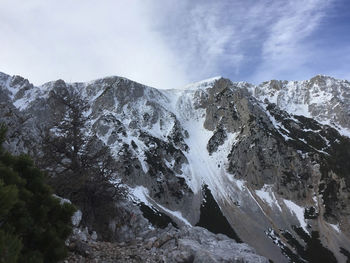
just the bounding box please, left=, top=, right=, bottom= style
left=2, top=70, right=349, bottom=135
left=1, top=71, right=350, bottom=262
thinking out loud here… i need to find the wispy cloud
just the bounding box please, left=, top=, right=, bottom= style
left=0, top=0, right=343, bottom=88
left=142, top=1, right=239, bottom=81
left=144, top=0, right=335, bottom=83
left=253, top=0, right=334, bottom=82
left=0, top=0, right=189, bottom=89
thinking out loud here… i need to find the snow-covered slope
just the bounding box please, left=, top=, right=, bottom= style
left=1, top=72, right=350, bottom=263
left=250, top=75, right=350, bottom=137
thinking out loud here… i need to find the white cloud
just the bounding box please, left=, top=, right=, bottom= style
left=0, top=0, right=189, bottom=89
left=0, top=0, right=339, bottom=88
left=143, top=1, right=255, bottom=81
left=252, top=0, right=333, bottom=82
left=143, top=0, right=334, bottom=83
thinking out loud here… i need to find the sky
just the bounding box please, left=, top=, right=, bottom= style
left=0, top=0, right=349, bottom=89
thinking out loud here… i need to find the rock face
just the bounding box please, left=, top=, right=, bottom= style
left=1, top=72, right=350, bottom=262
left=251, top=75, right=350, bottom=136
left=66, top=224, right=268, bottom=263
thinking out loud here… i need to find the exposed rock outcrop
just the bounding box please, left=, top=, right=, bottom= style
left=66, top=224, right=268, bottom=263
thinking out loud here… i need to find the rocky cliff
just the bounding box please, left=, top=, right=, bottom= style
left=1, top=71, right=349, bottom=262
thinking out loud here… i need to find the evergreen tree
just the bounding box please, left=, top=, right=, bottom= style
left=39, top=89, right=126, bottom=239
left=0, top=124, right=76, bottom=263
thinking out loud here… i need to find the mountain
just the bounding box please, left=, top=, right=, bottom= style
left=249, top=75, right=350, bottom=137
left=1, top=71, right=350, bottom=262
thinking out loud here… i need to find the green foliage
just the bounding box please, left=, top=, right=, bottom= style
left=0, top=125, right=76, bottom=263
left=0, top=229, right=22, bottom=263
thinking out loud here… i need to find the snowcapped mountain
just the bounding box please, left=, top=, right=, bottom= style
left=1, top=72, right=350, bottom=262
left=250, top=75, right=350, bottom=137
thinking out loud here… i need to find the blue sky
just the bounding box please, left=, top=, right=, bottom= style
left=0, top=0, right=349, bottom=89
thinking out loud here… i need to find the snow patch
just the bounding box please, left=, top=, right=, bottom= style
left=329, top=223, right=340, bottom=233
left=256, top=185, right=282, bottom=211
left=72, top=210, right=82, bottom=226
left=231, top=178, right=245, bottom=191
left=53, top=194, right=82, bottom=226
left=253, top=77, right=350, bottom=138
left=164, top=86, right=252, bottom=210
left=130, top=186, right=191, bottom=226
left=183, top=76, right=221, bottom=90
left=155, top=203, right=191, bottom=226
left=283, top=199, right=308, bottom=233
left=130, top=186, right=151, bottom=206
left=264, top=106, right=293, bottom=141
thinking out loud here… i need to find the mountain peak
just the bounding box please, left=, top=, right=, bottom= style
left=183, top=76, right=223, bottom=90
left=0, top=71, right=10, bottom=78
left=309, top=74, right=336, bottom=85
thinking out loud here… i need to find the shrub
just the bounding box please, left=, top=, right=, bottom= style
left=0, top=125, right=75, bottom=263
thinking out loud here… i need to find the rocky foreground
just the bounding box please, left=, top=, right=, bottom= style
left=64, top=224, right=268, bottom=263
